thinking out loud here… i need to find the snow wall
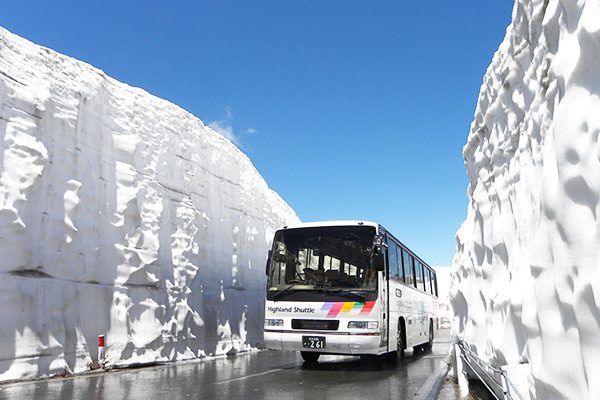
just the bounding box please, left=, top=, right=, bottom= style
left=0, top=27, right=299, bottom=382
left=451, top=0, right=600, bottom=398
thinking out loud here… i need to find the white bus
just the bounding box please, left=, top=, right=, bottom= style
left=264, top=221, right=438, bottom=363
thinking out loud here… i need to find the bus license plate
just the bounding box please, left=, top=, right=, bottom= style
left=302, top=336, right=325, bottom=349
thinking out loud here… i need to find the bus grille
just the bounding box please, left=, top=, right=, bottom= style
left=291, top=319, right=339, bottom=331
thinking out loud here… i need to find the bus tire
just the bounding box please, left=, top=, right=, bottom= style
left=398, top=319, right=406, bottom=358
left=300, top=351, right=320, bottom=363
left=385, top=328, right=405, bottom=363
left=425, top=321, right=434, bottom=352
left=396, top=327, right=405, bottom=359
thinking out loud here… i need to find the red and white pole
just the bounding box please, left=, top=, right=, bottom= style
left=98, top=335, right=105, bottom=364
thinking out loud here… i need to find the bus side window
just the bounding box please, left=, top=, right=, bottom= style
left=386, top=239, right=400, bottom=279
left=427, top=268, right=433, bottom=295
left=403, top=251, right=414, bottom=287
left=430, top=269, right=437, bottom=297
left=415, top=261, right=424, bottom=291
left=402, top=249, right=412, bottom=286
left=411, top=256, right=417, bottom=289
left=399, top=247, right=405, bottom=283
left=424, top=267, right=431, bottom=294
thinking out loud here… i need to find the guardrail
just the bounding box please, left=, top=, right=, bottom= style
left=456, top=338, right=526, bottom=400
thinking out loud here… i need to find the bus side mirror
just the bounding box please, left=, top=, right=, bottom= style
left=370, top=234, right=386, bottom=271
left=370, top=251, right=385, bottom=271
left=372, top=235, right=387, bottom=254
left=371, top=253, right=385, bottom=271
left=373, top=234, right=385, bottom=249
left=265, top=250, right=272, bottom=276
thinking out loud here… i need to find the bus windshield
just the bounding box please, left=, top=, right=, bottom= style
left=267, top=226, right=379, bottom=298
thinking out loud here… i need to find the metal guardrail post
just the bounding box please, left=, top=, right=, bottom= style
left=500, top=369, right=526, bottom=400
left=455, top=337, right=526, bottom=400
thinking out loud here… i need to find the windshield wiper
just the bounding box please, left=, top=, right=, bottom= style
left=314, top=288, right=366, bottom=303
left=336, top=290, right=366, bottom=303
left=272, top=283, right=303, bottom=301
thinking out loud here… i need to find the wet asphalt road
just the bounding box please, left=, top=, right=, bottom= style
left=0, top=330, right=452, bottom=400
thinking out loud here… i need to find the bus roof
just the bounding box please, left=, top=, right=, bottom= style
left=275, top=220, right=380, bottom=231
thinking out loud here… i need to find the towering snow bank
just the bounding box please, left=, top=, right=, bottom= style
left=452, top=1, right=600, bottom=398
left=0, top=27, right=299, bottom=382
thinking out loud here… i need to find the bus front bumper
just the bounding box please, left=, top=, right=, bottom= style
left=264, top=330, right=383, bottom=355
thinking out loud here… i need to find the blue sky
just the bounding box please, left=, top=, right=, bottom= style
left=2, top=1, right=513, bottom=266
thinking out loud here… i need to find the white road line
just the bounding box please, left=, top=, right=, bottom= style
left=213, top=367, right=289, bottom=385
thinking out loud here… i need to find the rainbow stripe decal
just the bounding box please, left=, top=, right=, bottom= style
left=320, top=301, right=376, bottom=318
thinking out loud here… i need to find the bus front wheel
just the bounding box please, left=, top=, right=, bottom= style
left=385, top=330, right=404, bottom=363
left=300, top=351, right=320, bottom=363
left=397, top=328, right=405, bottom=358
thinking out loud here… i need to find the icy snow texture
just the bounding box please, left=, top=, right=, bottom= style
left=0, top=27, right=299, bottom=382
left=451, top=0, right=600, bottom=398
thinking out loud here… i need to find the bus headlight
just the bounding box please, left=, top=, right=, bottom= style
left=348, top=321, right=379, bottom=329
left=264, top=319, right=284, bottom=327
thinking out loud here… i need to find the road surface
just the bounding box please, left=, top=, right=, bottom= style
left=0, top=330, right=454, bottom=400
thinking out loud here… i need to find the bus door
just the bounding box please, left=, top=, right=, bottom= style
left=385, top=236, right=401, bottom=353
left=384, top=245, right=391, bottom=352
left=379, top=261, right=388, bottom=350
left=373, top=232, right=388, bottom=350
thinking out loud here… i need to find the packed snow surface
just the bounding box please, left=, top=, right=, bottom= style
left=0, top=27, right=299, bottom=381
left=452, top=0, right=600, bottom=398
